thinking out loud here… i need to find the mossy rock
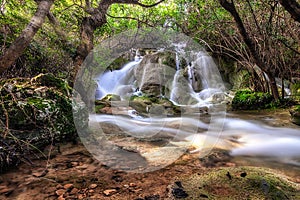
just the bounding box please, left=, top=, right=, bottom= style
left=168, top=167, right=300, bottom=199
left=290, top=105, right=300, bottom=125
left=129, top=95, right=181, bottom=116
left=231, top=89, right=274, bottom=110
left=0, top=73, right=84, bottom=172
left=95, top=94, right=121, bottom=114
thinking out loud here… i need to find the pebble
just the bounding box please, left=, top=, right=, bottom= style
left=56, top=184, right=64, bottom=189
left=103, top=189, right=117, bottom=196
left=57, top=195, right=65, bottom=200
left=0, top=187, right=14, bottom=195
left=63, top=183, right=74, bottom=190
left=129, top=182, right=137, bottom=187
left=69, top=188, right=79, bottom=195
left=32, top=169, right=48, bottom=177
left=89, top=184, right=98, bottom=189
left=55, top=189, right=66, bottom=196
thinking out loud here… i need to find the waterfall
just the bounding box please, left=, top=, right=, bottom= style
left=95, top=47, right=225, bottom=106
left=95, top=59, right=141, bottom=100
left=169, top=50, right=225, bottom=106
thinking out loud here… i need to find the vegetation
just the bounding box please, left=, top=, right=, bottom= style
left=232, top=89, right=274, bottom=110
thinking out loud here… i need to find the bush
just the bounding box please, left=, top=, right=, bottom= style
left=231, top=89, right=274, bottom=110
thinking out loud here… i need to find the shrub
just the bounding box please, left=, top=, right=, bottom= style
left=231, top=89, right=274, bottom=110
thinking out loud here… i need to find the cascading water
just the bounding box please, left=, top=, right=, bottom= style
left=95, top=56, right=142, bottom=100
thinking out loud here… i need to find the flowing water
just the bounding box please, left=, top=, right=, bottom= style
left=91, top=48, right=300, bottom=174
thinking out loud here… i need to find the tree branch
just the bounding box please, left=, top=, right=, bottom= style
left=100, top=0, right=165, bottom=8
left=106, top=13, right=154, bottom=27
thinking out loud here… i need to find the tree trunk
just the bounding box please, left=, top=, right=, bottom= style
left=219, top=0, right=280, bottom=100
left=267, top=72, right=280, bottom=100
left=0, top=0, right=54, bottom=74
left=279, top=0, right=300, bottom=23
left=73, top=3, right=110, bottom=71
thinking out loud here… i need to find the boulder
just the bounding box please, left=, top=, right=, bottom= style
left=0, top=73, right=84, bottom=171
left=134, top=51, right=185, bottom=97
left=129, top=95, right=182, bottom=117
left=290, top=106, right=300, bottom=126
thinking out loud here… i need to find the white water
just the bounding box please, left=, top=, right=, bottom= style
left=95, top=58, right=141, bottom=100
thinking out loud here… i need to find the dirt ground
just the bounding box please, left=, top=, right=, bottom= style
left=0, top=141, right=240, bottom=200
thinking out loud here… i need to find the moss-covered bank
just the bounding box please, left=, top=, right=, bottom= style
left=0, top=73, right=79, bottom=172
left=168, top=166, right=300, bottom=199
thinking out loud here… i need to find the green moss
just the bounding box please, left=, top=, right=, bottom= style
left=129, top=95, right=181, bottom=116
left=0, top=73, right=79, bottom=172
left=170, top=167, right=299, bottom=199
left=232, top=89, right=274, bottom=110
left=108, top=56, right=129, bottom=71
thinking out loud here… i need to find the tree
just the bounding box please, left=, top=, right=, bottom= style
left=218, top=0, right=281, bottom=99
left=0, top=0, right=54, bottom=73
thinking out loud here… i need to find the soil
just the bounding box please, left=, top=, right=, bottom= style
left=0, top=142, right=235, bottom=200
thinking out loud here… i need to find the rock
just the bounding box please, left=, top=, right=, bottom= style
left=129, top=182, right=137, bottom=187
left=103, top=189, right=117, bottom=196
left=0, top=73, right=87, bottom=172
left=134, top=51, right=182, bottom=96
left=69, top=188, right=79, bottom=195
left=32, top=169, right=48, bottom=177
left=63, top=183, right=74, bottom=190
left=0, top=186, right=14, bottom=195
left=290, top=106, right=300, bottom=126
left=129, top=95, right=181, bottom=116
left=89, top=184, right=98, bottom=189
left=55, top=189, right=66, bottom=196
left=172, top=188, right=188, bottom=198
left=144, top=194, right=160, bottom=200
left=57, top=195, right=65, bottom=200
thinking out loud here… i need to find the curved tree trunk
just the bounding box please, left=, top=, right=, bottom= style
left=279, top=0, right=300, bottom=23
left=0, top=0, right=54, bottom=74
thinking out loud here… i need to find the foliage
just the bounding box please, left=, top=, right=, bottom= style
left=232, top=89, right=274, bottom=110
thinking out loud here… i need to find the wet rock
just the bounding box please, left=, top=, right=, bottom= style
left=134, top=51, right=182, bottom=97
